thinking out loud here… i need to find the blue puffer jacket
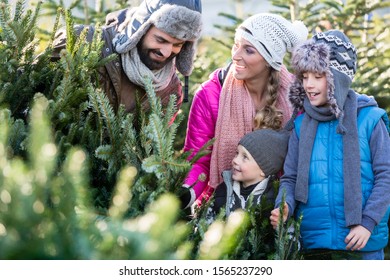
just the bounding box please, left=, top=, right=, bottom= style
left=293, top=104, right=390, bottom=251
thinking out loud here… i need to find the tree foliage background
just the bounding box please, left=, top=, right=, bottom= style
left=0, top=0, right=389, bottom=259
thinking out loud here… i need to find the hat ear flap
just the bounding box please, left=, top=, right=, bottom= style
left=288, top=79, right=306, bottom=111
left=326, top=69, right=339, bottom=117
left=114, top=20, right=152, bottom=54
left=175, top=41, right=195, bottom=76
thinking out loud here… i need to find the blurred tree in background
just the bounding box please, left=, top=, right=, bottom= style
left=0, top=0, right=389, bottom=259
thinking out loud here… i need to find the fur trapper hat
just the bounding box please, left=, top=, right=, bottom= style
left=288, top=30, right=357, bottom=118
left=235, top=13, right=308, bottom=71
left=113, top=0, right=202, bottom=76
left=239, top=128, right=290, bottom=177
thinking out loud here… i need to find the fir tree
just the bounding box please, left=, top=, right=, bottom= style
left=2, top=0, right=389, bottom=260
left=272, top=190, right=302, bottom=260
left=186, top=181, right=302, bottom=260
left=0, top=97, right=251, bottom=260
left=0, top=0, right=53, bottom=120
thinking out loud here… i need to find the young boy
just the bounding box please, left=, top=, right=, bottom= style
left=205, top=128, right=290, bottom=223
left=270, top=30, right=390, bottom=260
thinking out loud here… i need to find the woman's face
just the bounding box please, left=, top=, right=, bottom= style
left=231, top=37, right=269, bottom=81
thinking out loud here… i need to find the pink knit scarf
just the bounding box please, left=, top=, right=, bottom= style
left=209, top=66, right=293, bottom=189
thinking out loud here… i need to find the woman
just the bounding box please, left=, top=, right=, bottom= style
left=180, top=13, right=308, bottom=209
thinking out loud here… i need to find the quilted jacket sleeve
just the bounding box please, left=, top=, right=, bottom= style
left=183, top=70, right=221, bottom=201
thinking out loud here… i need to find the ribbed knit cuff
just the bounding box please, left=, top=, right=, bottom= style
left=361, top=215, right=377, bottom=233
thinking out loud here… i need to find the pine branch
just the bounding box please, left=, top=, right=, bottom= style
left=64, top=9, right=76, bottom=55
left=273, top=190, right=302, bottom=260
left=108, top=166, right=137, bottom=219
left=48, top=7, right=62, bottom=46
left=13, top=0, right=26, bottom=21
left=0, top=0, right=15, bottom=41
left=188, top=138, right=215, bottom=165
left=143, top=76, right=163, bottom=119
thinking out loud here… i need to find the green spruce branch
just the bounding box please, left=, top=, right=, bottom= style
left=272, top=190, right=302, bottom=260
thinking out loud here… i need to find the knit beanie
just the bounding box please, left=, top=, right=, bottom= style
left=238, top=129, right=290, bottom=177
left=313, top=31, right=357, bottom=117
left=113, top=0, right=202, bottom=76
left=288, top=30, right=357, bottom=121
left=235, top=13, right=308, bottom=71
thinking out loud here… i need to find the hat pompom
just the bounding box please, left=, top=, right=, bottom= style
left=290, top=20, right=309, bottom=51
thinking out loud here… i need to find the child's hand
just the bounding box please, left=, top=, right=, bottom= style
left=270, top=202, right=289, bottom=229
left=345, top=225, right=371, bottom=251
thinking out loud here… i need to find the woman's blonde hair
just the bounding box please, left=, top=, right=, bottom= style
left=253, top=68, right=283, bottom=130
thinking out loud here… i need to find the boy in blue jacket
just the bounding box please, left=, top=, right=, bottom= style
left=270, top=30, right=390, bottom=260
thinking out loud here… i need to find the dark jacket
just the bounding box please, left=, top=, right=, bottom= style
left=51, top=9, right=183, bottom=114
left=205, top=170, right=276, bottom=223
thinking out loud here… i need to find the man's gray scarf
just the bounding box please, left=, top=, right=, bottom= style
left=295, top=91, right=361, bottom=227
left=121, top=47, right=176, bottom=91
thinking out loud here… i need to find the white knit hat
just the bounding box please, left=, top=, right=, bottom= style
left=235, top=13, right=308, bottom=71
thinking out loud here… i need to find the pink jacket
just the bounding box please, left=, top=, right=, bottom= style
left=184, top=67, right=293, bottom=205
left=183, top=69, right=221, bottom=203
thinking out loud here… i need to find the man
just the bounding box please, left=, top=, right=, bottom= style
left=52, top=0, right=202, bottom=114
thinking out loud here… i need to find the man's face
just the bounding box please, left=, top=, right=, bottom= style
left=137, top=26, right=185, bottom=70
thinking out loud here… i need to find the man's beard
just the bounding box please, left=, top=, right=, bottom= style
left=137, top=44, right=175, bottom=70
